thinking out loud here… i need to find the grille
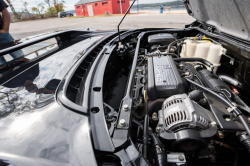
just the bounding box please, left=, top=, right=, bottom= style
left=66, top=34, right=117, bottom=104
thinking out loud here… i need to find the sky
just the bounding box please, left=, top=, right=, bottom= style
left=7, top=0, right=178, bottom=12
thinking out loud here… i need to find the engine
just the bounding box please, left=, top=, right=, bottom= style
left=127, top=32, right=250, bottom=166
left=100, top=30, right=250, bottom=166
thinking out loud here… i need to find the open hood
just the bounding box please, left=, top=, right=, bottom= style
left=185, top=0, right=250, bottom=42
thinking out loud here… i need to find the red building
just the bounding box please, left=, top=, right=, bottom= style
left=74, top=0, right=130, bottom=17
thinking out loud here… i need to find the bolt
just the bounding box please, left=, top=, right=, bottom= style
left=178, top=155, right=184, bottom=161
left=211, top=121, right=217, bottom=126
left=185, top=72, right=190, bottom=76
left=106, top=115, right=114, bottom=122
left=227, top=107, right=233, bottom=113
left=152, top=112, right=158, bottom=121
left=247, top=118, right=250, bottom=124
left=123, top=104, right=129, bottom=111
left=217, top=131, right=224, bottom=138
left=156, top=126, right=161, bottom=132
left=179, top=64, right=184, bottom=68
left=119, top=119, right=126, bottom=127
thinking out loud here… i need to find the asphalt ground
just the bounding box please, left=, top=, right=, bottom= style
left=8, top=14, right=195, bottom=55
left=10, top=14, right=195, bottom=39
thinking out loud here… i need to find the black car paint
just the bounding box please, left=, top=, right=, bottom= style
left=0, top=29, right=117, bottom=83
left=0, top=29, right=150, bottom=166
left=2, top=25, right=250, bottom=165
left=0, top=34, right=105, bottom=165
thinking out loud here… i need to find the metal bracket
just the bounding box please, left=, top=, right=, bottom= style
left=223, top=54, right=235, bottom=65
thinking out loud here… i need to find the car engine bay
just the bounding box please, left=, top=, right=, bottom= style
left=97, top=28, right=250, bottom=166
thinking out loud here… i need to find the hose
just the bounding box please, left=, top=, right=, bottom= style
left=148, top=130, right=167, bottom=166
left=218, top=75, right=240, bottom=87
left=176, top=42, right=185, bottom=57
left=237, top=132, right=250, bottom=154
left=143, top=90, right=148, bottom=159
left=185, top=78, right=250, bottom=136
left=174, top=58, right=214, bottom=72
left=133, top=111, right=145, bottom=121
left=242, top=139, right=250, bottom=154
left=132, top=119, right=167, bottom=166
left=167, top=38, right=187, bottom=53
left=133, top=98, right=142, bottom=108
left=148, top=98, right=165, bottom=115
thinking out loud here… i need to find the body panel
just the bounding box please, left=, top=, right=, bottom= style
left=0, top=35, right=107, bottom=165
left=186, top=0, right=250, bottom=42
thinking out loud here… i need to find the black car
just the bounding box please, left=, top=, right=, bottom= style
left=1, top=0, right=250, bottom=166
left=58, top=11, right=74, bottom=18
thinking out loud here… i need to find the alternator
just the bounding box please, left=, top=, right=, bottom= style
left=157, top=94, right=209, bottom=133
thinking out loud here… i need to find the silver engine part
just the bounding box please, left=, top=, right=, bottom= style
left=157, top=94, right=210, bottom=133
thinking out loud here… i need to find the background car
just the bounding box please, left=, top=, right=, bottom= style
left=58, top=12, right=74, bottom=18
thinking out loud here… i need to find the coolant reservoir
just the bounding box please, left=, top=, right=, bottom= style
left=180, top=38, right=226, bottom=73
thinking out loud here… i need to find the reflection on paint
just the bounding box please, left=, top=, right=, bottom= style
left=0, top=35, right=104, bottom=118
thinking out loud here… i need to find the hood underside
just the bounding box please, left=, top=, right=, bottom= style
left=186, top=0, right=250, bottom=42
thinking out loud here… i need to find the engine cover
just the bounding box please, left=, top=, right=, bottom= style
left=146, top=56, right=188, bottom=99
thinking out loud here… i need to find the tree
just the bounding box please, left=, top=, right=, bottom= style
left=53, top=0, right=65, bottom=14
left=32, top=3, right=45, bottom=18
left=44, top=0, right=54, bottom=17
left=21, top=1, right=31, bottom=17
left=46, top=7, right=57, bottom=16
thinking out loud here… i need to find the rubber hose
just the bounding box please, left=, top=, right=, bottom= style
left=133, top=112, right=145, bottom=120
left=242, top=139, right=250, bottom=153
left=143, top=114, right=148, bottom=159
left=143, top=90, right=148, bottom=159
left=148, top=130, right=167, bottom=166
left=167, top=38, right=186, bottom=53
left=132, top=119, right=167, bottom=166
left=174, top=58, right=214, bottom=72
left=238, top=115, right=250, bottom=136
left=148, top=99, right=165, bottom=115
left=218, top=75, right=239, bottom=87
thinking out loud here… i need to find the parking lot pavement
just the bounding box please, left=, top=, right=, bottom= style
left=10, top=14, right=195, bottom=40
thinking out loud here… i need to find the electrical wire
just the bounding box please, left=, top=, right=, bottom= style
left=185, top=77, right=250, bottom=136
